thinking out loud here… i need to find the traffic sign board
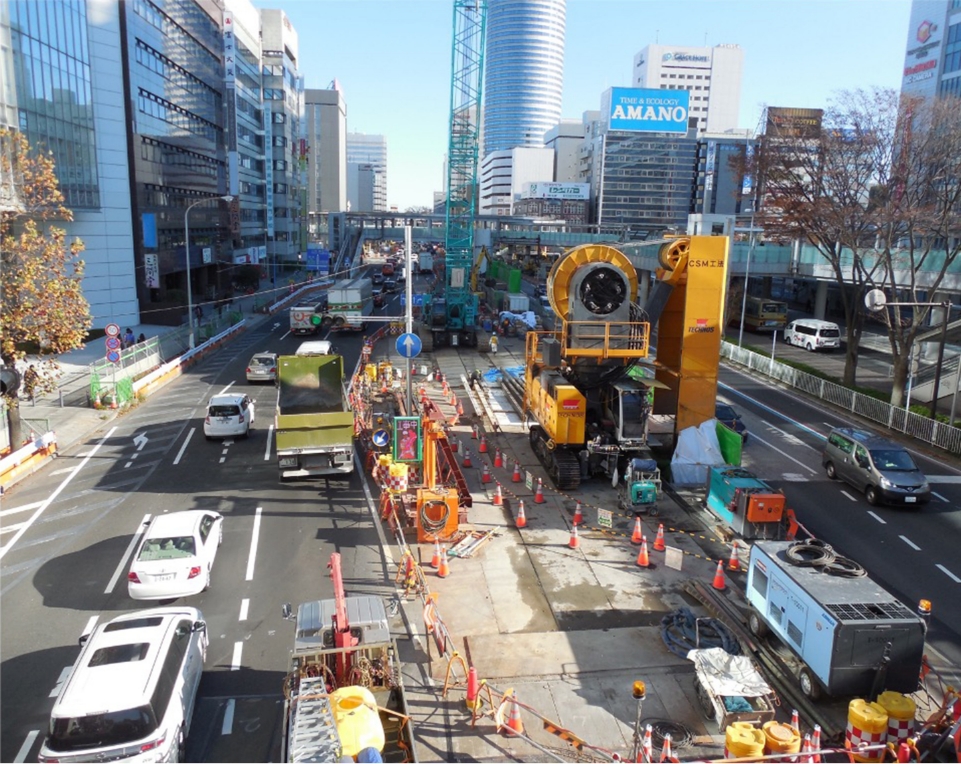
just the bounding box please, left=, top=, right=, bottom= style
left=372, top=429, right=390, bottom=447
left=106, top=350, right=121, bottom=364
left=105, top=323, right=121, bottom=337
left=105, top=336, right=121, bottom=350
left=396, top=332, right=422, bottom=359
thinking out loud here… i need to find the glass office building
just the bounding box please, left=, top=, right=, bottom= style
left=483, top=0, right=566, bottom=154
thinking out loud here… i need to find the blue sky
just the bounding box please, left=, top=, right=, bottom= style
left=259, top=0, right=913, bottom=210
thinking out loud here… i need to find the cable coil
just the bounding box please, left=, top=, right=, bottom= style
left=659, top=607, right=740, bottom=659
left=419, top=499, right=450, bottom=534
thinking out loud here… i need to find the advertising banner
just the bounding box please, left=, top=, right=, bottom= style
left=524, top=182, right=590, bottom=200
left=222, top=11, right=236, bottom=88
left=393, top=417, right=422, bottom=463
left=765, top=107, right=823, bottom=140
left=264, top=105, right=274, bottom=237
left=144, top=253, right=159, bottom=289
left=902, top=0, right=945, bottom=97
left=605, top=87, right=690, bottom=134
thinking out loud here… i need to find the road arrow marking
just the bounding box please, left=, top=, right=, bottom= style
left=133, top=433, right=148, bottom=451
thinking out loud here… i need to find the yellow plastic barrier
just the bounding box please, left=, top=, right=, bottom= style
left=762, top=720, right=801, bottom=756
left=330, top=685, right=385, bottom=758
left=724, top=721, right=765, bottom=759
left=846, top=699, right=888, bottom=763
left=876, top=691, right=916, bottom=748
left=387, top=462, right=409, bottom=493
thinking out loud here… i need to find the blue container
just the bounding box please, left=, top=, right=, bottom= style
left=482, top=319, right=493, bottom=332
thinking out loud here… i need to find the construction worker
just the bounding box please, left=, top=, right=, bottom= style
left=490, top=334, right=498, bottom=355
left=469, top=369, right=481, bottom=389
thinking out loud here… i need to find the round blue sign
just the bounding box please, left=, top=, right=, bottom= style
left=106, top=350, right=121, bottom=364
left=372, top=429, right=390, bottom=447
left=396, top=332, right=422, bottom=359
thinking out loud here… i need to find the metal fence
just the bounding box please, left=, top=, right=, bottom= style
left=721, top=342, right=961, bottom=455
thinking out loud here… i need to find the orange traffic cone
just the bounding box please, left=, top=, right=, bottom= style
left=516, top=499, right=527, bottom=528
left=727, top=541, right=740, bottom=572
left=652, top=523, right=666, bottom=551
left=449, top=391, right=457, bottom=406
left=494, top=447, right=503, bottom=469
left=457, top=400, right=464, bottom=417
left=462, top=449, right=473, bottom=468
left=511, top=460, right=522, bottom=483
left=800, top=734, right=813, bottom=764
left=471, top=424, right=478, bottom=439
left=641, top=724, right=653, bottom=762
left=811, top=725, right=822, bottom=764
left=534, top=478, right=545, bottom=504
left=660, top=733, right=674, bottom=762
left=479, top=434, right=488, bottom=453
left=430, top=539, right=441, bottom=569
left=481, top=462, right=492, bottom=484
left=568, top=524, right=579, bottom=549
left=451, top=437, right=459, bottom=453
left=631, top=516, right=643, bottom=544
left=381, top=379, right=388, bottom=394
left=493, top=483, right=503, bottom=506
left=466, top=667, right=480, bottom=711
left=504, top=692, right=524, bottom=736
left=712, top=559, right=727, bottom=591
left=791, top=709, right=800, bottom=733
left=636, top=537, right=651, bottom=568
left=572, top=501, right=583, bottom=526
left=438, top=547, right=450, bottom=578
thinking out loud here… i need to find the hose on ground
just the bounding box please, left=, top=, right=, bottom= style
left=659, top=607, right=740, bottom=659
left=641, top=719, right=695, bottom=750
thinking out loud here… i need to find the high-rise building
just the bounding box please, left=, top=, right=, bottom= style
left=483, top=0, right=566, bottom=155
left=478, top=146, right=554, bottom=215
left=632, top=44, right=743, bottom=135
left=1, top=0, right=138, bottom=327
left=901, top=0, right=961, bottom=99
left=346, top=132, right=386, bottom=211
left=544, top=119, right=585, bottom=183
left=304, top=87, right=347, bottom=225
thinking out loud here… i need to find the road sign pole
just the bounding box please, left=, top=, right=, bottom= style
left=405, top=226, right=413, bottom=414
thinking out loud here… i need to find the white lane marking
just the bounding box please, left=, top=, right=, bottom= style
left=840, top=490, right=858, bottom=502
left=221, top=698, right=236, bottom=735
left=746, top=432, right=817, bottom=474
left=104, top=514, right=151, bottom=594
left=124, top=461, right=133, bottom=468
left=173, top=428, right=195, bottom=465
left=81, top=615, right=99, bottom=639
left=13, top=731, right=39, bottom=763
left=0, top=522, right=26, bottom=535
left=759, top=419, right=806, bottom=446
left=899, top=535, right=921, bottom=551
left=927, top=475, right=961, bottom=483
left=245, top=507, right=262, bottom=581
left=867, top=511, right=887, bottom=524
left=49, top=665, right=72, bottom=697
left=231, top=641, right=243, bottom=670
left=0, top=500, right=44, bottom=518
left=264, top=425, right=274, bottom=461
left=239, top=598, right=249, bottom=622
left=0, top=427, right=117, bottom=562
left=932, top=491, right=948, bottom=502
left=218, top=381, right=236, bottom=395
left=48, top=466, right=76, bottom=476
left=936, top=564, right=961, bottom=583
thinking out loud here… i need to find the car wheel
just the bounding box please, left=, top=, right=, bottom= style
left=241, top=426, right=249, bottom=440
left=825, top=462, right=837, bottom=480
left=203, top=566, right=211, bottom=592
left=175, top=727, right=186, bottom=763
left=865, top=486, right=881, bottom=506
left=799, top=666, right=822, bottom=701
left=806, top=342, right=814, bottom=351
left=205, top=435, right=212, bottom=441
left=748, top=610, right=769, bottom=638
left=741, top=432, right=749, bottom=444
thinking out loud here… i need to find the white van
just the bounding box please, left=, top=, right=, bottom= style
left=39, top=607, right=207, bottom=763
left=295, top=340, right=334, bottom=356
left=784, top=319, right=841, bottom=351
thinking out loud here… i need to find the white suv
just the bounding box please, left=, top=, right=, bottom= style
left=39, top=607, right=208, bottom=763
left=204, top=393, right=254, bottom=440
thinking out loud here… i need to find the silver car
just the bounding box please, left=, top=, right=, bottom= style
left=246, top=352, right=278, bottom=383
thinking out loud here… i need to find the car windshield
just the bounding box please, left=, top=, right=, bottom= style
left=138, top=536, right=197, bottom=560
left=869, top=449, right=918, bottom=471
left=48, top=706, right=156, bottom=752
left=209, top=405, right=240, bottom=417
left=821, top=328, right=841, bottom=338
left=250, top=356, right=273, bottom=367
left=715, top=404, right=737, bottom=420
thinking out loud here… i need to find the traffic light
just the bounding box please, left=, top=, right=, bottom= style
left=0, top=366, right=21, bottom=396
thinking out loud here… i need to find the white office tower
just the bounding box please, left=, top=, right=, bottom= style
left=483, top=0, right=566, bottom=154
left=632, top=43, right=743, bottom=134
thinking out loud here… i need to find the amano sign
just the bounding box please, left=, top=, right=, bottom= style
left=605, top=88, right=690, bottom=134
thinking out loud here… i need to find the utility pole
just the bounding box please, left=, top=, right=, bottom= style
left=405, top=225, right=414, bottom=414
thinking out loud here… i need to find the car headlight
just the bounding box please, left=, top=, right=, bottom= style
left=921, top=482, right=930, bottom=491
left=879, top=476, right=893, bottom=488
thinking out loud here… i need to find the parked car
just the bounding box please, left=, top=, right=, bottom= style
left=128, top=511, right=224, bottom=600
left=204, top=393, right=254, bottom=440
left=372, top=288, right=385, bottom=308
left=246, top=352, right=278, bottom=383
left=715, top=402, right=748, bottom=442
left=784, top=319, right=841, bottom=352
left=38, top=606, right=208, bottom=764
left=371, top=272, right=385, bottom=286
left=383, top=279, right=397, bottom=293
left=822, top=427, right=930, bottom=506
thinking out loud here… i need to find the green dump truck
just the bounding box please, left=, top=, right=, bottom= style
left=276, top=353, right=355, bottom=479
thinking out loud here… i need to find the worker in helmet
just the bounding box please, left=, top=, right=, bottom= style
left=490, top=334, right=498, bottom=355
left=469, top=369, right=481, bottom=390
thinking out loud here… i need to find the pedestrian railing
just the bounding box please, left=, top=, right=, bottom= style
left=721, top=342, right=961, bottom=455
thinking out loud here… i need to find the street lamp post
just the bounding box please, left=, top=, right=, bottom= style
left=737, top=215, right=757, bottom=348
left=184, top=195, right=233, bottom=349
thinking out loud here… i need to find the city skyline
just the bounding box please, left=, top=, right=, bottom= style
left=263, top=0, right=912, bottom=211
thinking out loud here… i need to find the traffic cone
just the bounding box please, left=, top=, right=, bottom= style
left=479, top=434, right=488, bottom=453
left=481, top=462, right=492, bottom=484
left=462, top=449, right=473, bottom=468
left=791, top=709, right=800, bottom=733
left=457, top=399, right=464, bottom=416
left=430, top=539, right=441, bottom=569
left=652, top=523, right=666, bottom=551
left=511, top=460, right=522, bottom=483
left=534, top=478, right=545, bottom=504
left=800, top=734, right=813, bottom=764
left=381, top=379, right=388, bottom=393
left=472, top=424, right=478, bottom=439
left=466, top=667, right=480, bottom=711
left=636, top=537, right=651, bottom=568
left=631, top=516, right=643, bottom=544
left=493, top=483, right=503, bottom=506
left=504, top=693, right=524, bottom=736
left=712, top=559, right=727, bottom=591
left=451, top=437, right=459, bottom=453
left=811, top=725, right=822, bottom=763
left=438, top=547, right=450, bottom=578
left=568, top=524, right=579, bottom=549
left=660, top=733, right=673, bottom=763
left=727, top=541, right=740, bottom=572
left=516, top=500, right=527, bottom=528
left=494, top=447, right=503, bottom=469
left=449, top=390, right=457, bottom=406
left=572, top=501, right=583, bottom=526
left=642, top=724, right=653, bottom=763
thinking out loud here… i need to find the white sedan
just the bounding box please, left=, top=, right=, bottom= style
left=128, top=511, right=223, bottom=600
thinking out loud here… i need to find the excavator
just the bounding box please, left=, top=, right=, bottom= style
left=520, top=236, right=729, bottom=489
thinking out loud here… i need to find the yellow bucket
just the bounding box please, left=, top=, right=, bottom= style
left=365, top=363, right=378, bottom=381
left=876, top=691, right=916, bottom=747
left=762, top=720, right=801, bottom=755
left=330, top=686, right=385, bottom=758
left=725, top=721, right=765, bottom=759
left=388, top=462, right=409, bottom=493
left=846, top=699, right=888, bottom=763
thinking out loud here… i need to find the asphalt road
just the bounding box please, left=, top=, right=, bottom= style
left=0, top=278, right=407, bottom=763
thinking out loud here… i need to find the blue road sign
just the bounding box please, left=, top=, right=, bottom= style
left=396, top=332, right=422, bottom=359
left=399, top=294, right=424, bottom=307
left=372, top=429, right=390, bottom=448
